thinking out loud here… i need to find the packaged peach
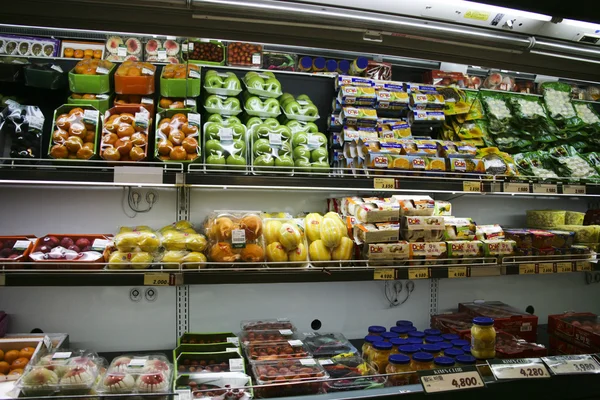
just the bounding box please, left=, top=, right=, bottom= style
left=100, top=106, right=151, bottom=162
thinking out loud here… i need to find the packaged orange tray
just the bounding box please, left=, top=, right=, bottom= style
left=114, top=61, right=156, bottom=95
left=29, top=234, right=112, bottom=269
left=100, top=106, right=152, bottom=162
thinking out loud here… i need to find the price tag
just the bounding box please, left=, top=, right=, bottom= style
left=539, top=263, right=554, bottom=274
left=83, top=109, right=99, bottom=124
left=519, top=264, right=536, bottom=275
left=229, top=358, right=244, bottom=372
left=533, top=183, right=557, bottom=194
left=555, top=262, right=572, bottom=273
left=91, top=239, right=111, bottom=251
left=374, top=177, right=396, bottom=189
left=319, top=359, right=334, bottom=365
left=185, top=98, right=196, bottom=107
left=226, top=337, right=240, bottom=346
left=448, top=266, right=467, bottom=278
left=463, top=181, right=481, bottom=193
left=231, top=229, right=246, bottom=249
left=419, top=366, right=484, bottom=393
left=226, top=348, right=241, bottom=354
left=504, top=182, right=529, bottom=193
left=96, top=66, right=109, bottom=75
left=408, top=267, right=429, bottom=280
left=144, top=273, right=171, bottom=286
left=307, top=135, right=321, bottom=149
left=288, top=340, right=303, bottom=347
left=297, top=100, right=310, bottom=106
left=577, top=262, right=592, bottom=272
left=128, top=358, right=147, bottom=367
left=189, top=69, right=201, bottom=79
left=269, top=133, right=282, bottom=146
left=141, top=67, right=155, bottom=76
left=158, top=48, right=167, bottom=60
left=96, top=94, right=110, bottom=100
left=50, top=64, right=63, bottom=73
left=12, top=240, right=31, bottom=251
left=188, top=113, right=201, bottom=127
left=300, top=358, right=316, bottom=366
left=279, top=329, right=294, bottom=336
left=488, top=358, right=550, bottom=380
left=114, top=166, right=163, bottom=184
left=187, top=42, right=195, bottom=52
left=176, top=389, right=192, bottom=400
left=219, top=127, right=234, bottom=141
left=542, top=355, right=600, bottom=375
left=26, top=115, right=44, bottom=131
left=141, top=97, right=153, bottom=104
left=251, top=53, right=261, bottom=65
left=135, top=112, right=149, bottom=129
left=277, top=318, right=289, bottom=322
left=117, top=45, right=127, bottom=57
left=563, top=184, right=586, bottom=195
left=373, top=268, right=395, bottom=280
left=52, top=351, right=72, bottom=359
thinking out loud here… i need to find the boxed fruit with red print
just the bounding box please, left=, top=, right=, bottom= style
left=548, top=312, right=600, bottom=352
left=458, top=301, right=538, bottom=342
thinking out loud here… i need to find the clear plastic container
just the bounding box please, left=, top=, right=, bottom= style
left=249, top=121, right=295, bottom=175
left=204, top=95, right=242, bottom=116
left=178, top=332, right=238, bottom=346
left=386, top=354, right=412, bottom=387
left=155, top=110, right=200, bottom=163
left=368, top=325, right=386, bottom=336
left=451, top=339, right=469, bottom=349
left=239, top=329, right=298, bottom=344
left=381, top=332, right=399, bottom=341
left=242, top=71, right=282, bottom=98
left=370, top=341, right=393, bottom=373
left=361, top=335, right=381, bottom=362
left=100, top=106, right=150, bottom=162
left=424, top=329, right=441, bottom=336
left=321, top=356, right=385, bottom=392
left=395, top=320, right=414, bottom=328
left=424, top=336, right=444, bottom=344
left=444, top=348, right=465, bottom=358
left=205, top=211, right=265, bottom=263
left=303, top=332, right=358, bottom=358
left=176, top=351, right=245, bottom=375
left=241, top=319, right=294, bottom=331
left=390, top=326, right=411, bottom=338
left=456, top=355, right=477, bottom=366
left=204, top=70, right=242, bottom=96
left=174, top=372, right=252, bottom=400
left=433, top=356, right=455, bottom=369
left=410, top=352, right=434, bottom=384
left=251, top=358, right=328, bottom=398
left=420, top=344, right=442, bottom=358
left=202, top=118, right=248, bottom=172
left=50, top=104, right=100, bottom=161
left=470, top=317, right=496, bottom=359
left=244, top=340, right=311, bottom=362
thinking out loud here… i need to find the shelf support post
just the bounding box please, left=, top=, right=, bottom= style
left=429, top=278, right=439, bottom=316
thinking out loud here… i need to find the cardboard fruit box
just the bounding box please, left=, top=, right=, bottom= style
left=548, top=334, right=590, bottom=356
left=430, top=312, right=473, bottom=337
left=548, top=312, right=600, bottom=352
left=0, top=338, right=45, bottom=382
left=458, top=301, right=538, bottom=342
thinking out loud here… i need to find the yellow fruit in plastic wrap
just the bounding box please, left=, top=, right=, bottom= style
left=114, top=232, right=139, bottom=251
left=162, top=230, right=187, bottom=251
left=264, top=220, right=283, bottom=244
left=162, top=250, right=187, bottom=264
left=186, top=233, right=208, bottom=252
left=209, top=242, right=240, bottom=262
left=138, top=232, right=161, bottom=252
left=212, top=217, right=234, bottom=241
left=182, top=252, right=207, bottom=269
left=240, top=214, right=263, bottom=241
left=118, top=226, right=133, bottom=234
left=266, top=242, right=288, bottom=262
left=309, top=240, right=331, bottom=261
left=279, top=222, right=302, bottom=251
left=135, top=225, right=153, bottom=232
left=288, top=242, right=308, bottom=262
left=175, top=220, right=194, bottom=230
left=240, top=243, right=265, bottom=262
left=107, top=251, right=128, bottom=269
left=182, top=228, right=197, bottom=234
left=332, top=237, right=354, bottom=260
left=304, top=213, right=323, bottom=243
left=320, top=218, right=342, bottom=248
left=324, top=212, right=348, bottom=237
left=129, top=252, right=153, bottom=269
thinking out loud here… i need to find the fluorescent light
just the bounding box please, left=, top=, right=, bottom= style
left=562, top=19, right=600, bottom=31
left=530, top=50, right=600, bottom=65
left=441, top=0, right=552, bottom=22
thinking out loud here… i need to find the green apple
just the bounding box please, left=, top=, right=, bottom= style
left=231, top=123, right=246, bottom=139
left=286, top=120, right=303, bottom=133
left=262, top=71, right=275, bottom=78
left=245, top=74, right=264, bottom=89
left=275, top=155, right=294, bottom=169
left=311, top=148, right=328, bottom=163
left=205, top=74, right=223, bottom=88
left=293, top=145, right=311, bottom=161
left=281, top=97, right=295, bottom=109
left=264, top=78, right=281, bottom=93
left=205, top=70, right=218, bottom=77
left=254, top=154, right=274, bottom=167
left=313, top=132, right=328, bottom=147
left=277, top=125, right=292, bottom=142
left=263, top=118, right=280, bottom=129
left=223, top=75, right=240, bottom=90
left=303, top=104, right=319, bottom=117
left=294, top=159, right=311, bottom=173
left=207, top=114, right=224, bottom=124
left=205, top=95, right=224, bottom=109
left=226, top=154, right=246, bottom=169
left=223, top=97, right=241, bottom=111
left=245, top=96, right=263, bottom=111
left=311, top=161, right=330, bottom=173
left=253, top=139, right=271, bottom=156
left=205, top=122, right=222, bottom=140
left=263, top=98, right=280, bottom=113
left=224, top=116, right=242, bottom=126
left=280, top=142, right=292, bottom=156
left=206, top=154, right=226, bottom=169
left=246, top=117, right=263, bottom=129
left=292, top=132, right=308, bottom=148
left=252, top=124, right=271, bottom=142
left=284, top=100, right=301, bottom=115
left=296, top=94, right=312, bottom=103
left=232, top=139, right=246, bottom=155
left=205, top=139, right=224, bottom=155
left=279, top=93, right=294, bottom=105
left=306, top=122, right=319, bottom=133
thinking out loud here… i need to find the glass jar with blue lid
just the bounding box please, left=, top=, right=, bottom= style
left=434, top=356, right=456, bottom=368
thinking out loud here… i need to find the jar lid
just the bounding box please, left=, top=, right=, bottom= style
left=456, top=355, right=476, bottom=365
left=408, top=338, right=424, bottom=345
left=407, top=326, right=417, bottom=332
left=424, top=329, right=441, bottom=336
left=408, top=331, right=425, bottom=338
left=438, top=342, right=453, bottom=350
left=421, top=344, right=441, bottom=354
left=441, top=333, right=459, bottom=341
left=425, top=336, right=444, bottom=344
left=390, top=326, right=411, bottom=334
left=462, top=345, right=472, bottom=354
left=412, top=352, right=434, bottom=362
left=473, top=317, right=494, bottom=326
left=396, top=320, right=414, bottom=327
left=444, top=348, right=465, bottom=357
left=398, top=345, right=420, bottom=354
left=373, top=341, right=393, bottom=350
left=389, top=354, right=411, bottom=365
left=434, top=356, right=456, bottom=367
left=381, top=332, right=399, bottom=340
left=368, top=325, right=386, bottom=333
left=364, top=335, right=382, bottom=344
left=451, top=339, right=469, bottom=347
left=390, top=338, right=409, bottom=347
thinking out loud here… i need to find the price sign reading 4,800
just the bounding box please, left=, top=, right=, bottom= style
left=488, top=358, right=550, bottom=380
left=419, top=367, right=484, bottom=393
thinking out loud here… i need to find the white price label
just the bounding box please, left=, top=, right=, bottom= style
left=141, top=97, right=153, bottom=104
left=188, top=113, right=201, bottom=127
left=563, top=184, right=586, bottom=195
left=128, top=358, right=147, bottom=367
left=279, top=329, right=293, bottom=336
left=542, top=355, right=600, bottom=375
left=226, top=348, right=240, bottom=353
left=176, top=389, right=192, bottom=400
left=52, top=352, right=72, bottom=359
left=276, top=318, right=289, bottom=322
left=135, top=112, right=149, bottom=128
left=297, top=100, right=310, bottom=106
left=188, top=42, right=195, bottom=52
left=185, top=98, right=196, bottom=107
left=288, top=340, right=303, bottom=347
left=307, top=135, right=321, bottom=149
left=232, top=230, right=246, bottom=247
left=12, top=240, right=31, bottom=251
left=83, top=109, right=99, bottom=124
left=229, top=358, right=245, bottom=372
left=117, top=45, right=127, bottom=57
left=50, top=64, right=63, bottom=73
left=96, top=94, right=110, bottom=100
left=252, top=53, right=261, bottom=65
left=318, top=359, right=334, bottom=365
left=226, top=337, right=240, bottom=345
left=269, top=133, right=282, bottom=146
left=489, top=358, right=550, bottom=380
left=158, top=49, right=167, bottom=60
left=299, top=358, right=316, bottom=366
left=26, top=115, right=44, bottom=131
left=91, top=238, right=111, bottom=251
left=420, top=368, right=484, bottom=393
left=219, top=127, right=234, bottom=141
left=96, top=66, right=109, bottom=75
left=504, top=182, right=529, bottom=193
left=533, top=183, right=557, bottom=194
left=141, top=67, right=154, bottom=76
left=189, top=69, right=201, bottom=79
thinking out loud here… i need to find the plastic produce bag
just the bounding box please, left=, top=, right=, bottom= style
left=0, top=101, right=43, bottom=159
left=540, top=82, right=584, bottom=128
left=204, top=94, right=242, bottom=115
left=481, top=91, right=512, bottom=129
left=250, top=121, right=295, bottom=174
left=548, top=145, right=600, bottom=181
left=291, top=130, right=329, bottom=174
left=574, top=102, right=600, bottom=130
left=513, top=151, right=559, bottom=179
left=508, top=95, right=547, bottom=125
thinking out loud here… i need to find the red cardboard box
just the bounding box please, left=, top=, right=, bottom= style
left=549, top=334, right=590, bottom=356
left=430, top=312, right=472, bottom=337
left=458, top=301, right=538, bottom=342
left=548, top=312, right=600, bottom=352
left=464, top=330, right=546, bottom=359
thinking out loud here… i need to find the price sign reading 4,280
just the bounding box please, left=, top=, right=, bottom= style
left=419, top=366, right=485, bottom=394
left=488, top=358, right=551, bottom=380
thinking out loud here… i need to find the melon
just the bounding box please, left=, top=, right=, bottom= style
left=163, top=40, right=180, bottom=56
left=106, top=36, right=124, bottom=54
left=166, top=56, right=179, bottom=64
left=146, top=55, right=158, bottom=62
left=125, top=55, right=140, bottom=61
left=145, top=39, right=161, bottom=56
left=105, top=54, right=121, bottom=62
left=126, top=38, right=142, bottom=55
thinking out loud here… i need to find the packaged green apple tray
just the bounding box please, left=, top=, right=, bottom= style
left=155, top=109, right=202, bottom=163
left=248, top=118, right=295, bottom=175
left=202, top=115, right=249, bottom=172
left=279, top=93, right=321, bottom=122
left=242, top=71, right=282, bottom=98
left=48, top=104, right=100, bottom=163
left=204, top=70, right=242, bottom=96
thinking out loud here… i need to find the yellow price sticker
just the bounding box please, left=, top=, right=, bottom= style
left=448, top=266, right=467, bottom=279
left=539, top=263, right=554, bottom=274
left=463, top=181, right=481, bottom=193
left=519, top=264, right=536, bottom=275
left=464, top=10, right=490, bottom=21
left=555, top=262, right=572, bottom=273
left=144, top=272, right=171, bottom=286
left=0, top=273, right=5, bottom=286
left=576, top=262, right=591, bottom=272
left=374, top=268, right=396, bottom=280
left=374, top=178, right=396, bottom=190
left=409, top=267, right=429, bottom=280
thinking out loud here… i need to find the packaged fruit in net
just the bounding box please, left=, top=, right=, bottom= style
left=242, top=71, right=282, bottom=98
left=204, top=69, right=242, bottom=96
left=49, top=105, right=99, bottom=161
left=155, top=110, right=201, bottom=162
left=204, top=94, right=242, bottom=116
left=291, top=130, right=329, bottom=175
left=304, top=212, right=354, bottom=264
left=182, top=40, right=225, bottom=64
left=203, top=115, right=248, bottom=172
left=29, top=234, right=111, bottom=266
left=279, top=92, right=320, bottom=121
left=0, top=101, right=43, bottom=160
left=227, top=42, right=262, bottom=68
left=68, top=59, right=114, bottom=94
left=160, top=63, right=201, bottom=98
left=108, top=226, right=161, bottom=269
left=263, top=218, right=309, bottom=267
left=249, top=119, right=293, bottom=174
left=100, top=106, right=151, bottom=162
left=158, top=96, right=196, bottom=112
left=114, top=61, right=156, bottom=95
left=98, top=354, right=172, bottom=394
left=158, top=221, right=208, bottom=268
left=204, top=211, right=265, bottom=264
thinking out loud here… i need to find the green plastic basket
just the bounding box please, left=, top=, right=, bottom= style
left=68, top=94, right=113, bottom=114
left=160, top=75, right=201, bottom=98
left=68, top=64, right=115, bottom=94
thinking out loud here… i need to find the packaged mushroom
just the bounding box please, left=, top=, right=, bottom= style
left=205, top=211, right=265, bottom=263
left=400, top=216, right=444, bottom=242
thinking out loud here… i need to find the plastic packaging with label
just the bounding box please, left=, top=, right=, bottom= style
left=100, top=106, right=150, bottom=162
left=263, top=218, right=309, bottom=266
left=203, top=116, right=248, bottom=172
left=97, top=354, right=172, bottom=394
left=204, top=211, right=264, bottom=264
left=155, top=110, right=200, bottom=162
left=50, top=105, right=99, bottom=160
left=204, top=70, right=242, bottom=96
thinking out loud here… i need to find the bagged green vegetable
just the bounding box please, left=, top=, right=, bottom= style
left=465, top=91, right=484, bottom=121
left=513, top=151, right=559, bottom=179
left=509, top=95, right=547, bottom=124
left=574, top=102, right=600, bottom=131
left=548, top=145, right=600, bottom=181
left=480, top=91, right=512, bottom=133
left=540, top=82, right=584, bottom=128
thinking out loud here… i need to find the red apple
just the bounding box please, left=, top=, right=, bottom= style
left=43, top=236, right=59, bottom=248
left=4, top=240, right=15, bottom=249
left=60, top=237, right=74, bottom=248
left=68, top=245, right=81, bottom=253
left=76, top=238, right=91, bottom=249
left=0, top=248, right=12, bottom=258
left=82, top=246, right=92, bottom=252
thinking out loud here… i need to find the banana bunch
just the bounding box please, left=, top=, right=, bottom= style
left=304, top=212, right=354, bottom=262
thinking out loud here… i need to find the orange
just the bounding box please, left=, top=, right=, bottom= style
left=84, top=49, right=94, bottom=58
left=0, top=361, right=9, bottom=374
left=4, top=350, right=19, bottom=365
left=19, top=347, right=35, bottom=360
left=9, top=368, right=23, bottom=377
left=0, top=349, right=4, bottom=361
left=74, top=49, right=84, bottom=58
left=11, top=357, right=28, bottom=370
left=93, top=49, right=102, bottom=59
